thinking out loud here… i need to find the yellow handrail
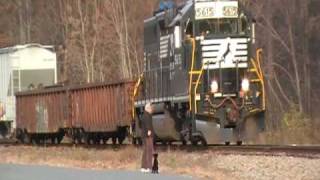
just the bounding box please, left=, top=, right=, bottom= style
left=250, top=49, right=265, bottom=110
left=132, top=74, right=144, bottom=119
left=188, top=38, right=196, bottom=111
left=193, top=64, right=205, bottom=114
left=256, top=48, right=263, bottom=77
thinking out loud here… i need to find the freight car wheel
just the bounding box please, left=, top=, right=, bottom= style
left=103, top=138, right=109, bottom=144
left=236, top=141, right=243, bottom=146
left=51, top=137, right=56, bottom=144
left=94, top=138, right=100, bottom=145
left=73, top=137, right=81, bottom=144
left=89, top=139, right=94, bottom=145
left=112, top=137, right=117, bottom=145
left=76, top=137, right=82, bottom=144
left=161, top=141, right=167, bottom=146
left=32, top=138, right=40, bottom=145
left=85, top=138, right=90, bottom=145
left=225, top=141, right=230, bottom=146
left=57, top=136, right=63, bottom=144
left=22, top=134, right=31, bottom=144
left=118, top=137, right=125, bottom=145
left=84, top=134, right=92, bottom=145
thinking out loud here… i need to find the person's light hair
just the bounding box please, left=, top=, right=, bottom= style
left=145, top=103, right=153, bottom=113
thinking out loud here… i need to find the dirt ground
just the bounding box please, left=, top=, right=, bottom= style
left=0, top=145, right=319, bottom=180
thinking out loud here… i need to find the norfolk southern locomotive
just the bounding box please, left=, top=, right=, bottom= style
left=133, top=0, right=265, bottom=145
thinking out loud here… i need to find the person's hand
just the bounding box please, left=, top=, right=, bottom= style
left=147, top=130, right=151, bottom=136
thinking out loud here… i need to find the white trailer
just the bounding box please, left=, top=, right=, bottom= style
left=0, top=44, right=57, bottom=131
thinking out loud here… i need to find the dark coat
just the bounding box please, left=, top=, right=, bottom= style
left=141, top=111, right=154, bottom=138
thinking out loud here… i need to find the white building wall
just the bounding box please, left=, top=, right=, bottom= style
left=0, top=53, right=12, bottom=112
left=0, top=44, right=57, bottom=128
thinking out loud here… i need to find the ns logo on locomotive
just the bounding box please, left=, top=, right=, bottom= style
left=133, top=0, right=266, bottom=145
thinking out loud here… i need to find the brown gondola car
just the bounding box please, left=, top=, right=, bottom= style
left=15, top=80, right=135, bottom=144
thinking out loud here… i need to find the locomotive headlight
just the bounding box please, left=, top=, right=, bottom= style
left=241, top=78, right=250, bottom=92
left=210, top=80, right=219, bottom=94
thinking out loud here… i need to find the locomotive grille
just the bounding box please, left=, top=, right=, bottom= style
left=201, top=37, right=248, bottom=69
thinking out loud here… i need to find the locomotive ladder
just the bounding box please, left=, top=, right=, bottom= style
left=248, top=49, right=266, bottom=111
left=188, top=38, right=205, bottom=114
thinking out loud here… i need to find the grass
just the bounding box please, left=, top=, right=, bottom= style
left=0, top=145, right=234, bottom=180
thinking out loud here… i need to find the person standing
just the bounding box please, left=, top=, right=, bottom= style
left=140, top=103, right=155, bottom=173
left=0, top=102, right=5, bottom=119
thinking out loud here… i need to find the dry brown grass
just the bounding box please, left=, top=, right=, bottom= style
left=0, top=145, right=234, bottom=180
left=259, top=109, right=320, bottom=145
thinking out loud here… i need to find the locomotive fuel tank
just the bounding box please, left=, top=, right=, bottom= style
left=151, top=103, right=181, bottom=142
left=195, top=120, right=233, bottom=144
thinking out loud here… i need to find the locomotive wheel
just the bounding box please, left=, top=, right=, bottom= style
left=132, top=137, right=137, bottom=145
left=182, top=140, right=187, bottom=146
left=200, top=138, right=207, bottom=146
left=191, top=141, right=198, bottom=146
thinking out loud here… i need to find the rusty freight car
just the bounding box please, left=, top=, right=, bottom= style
left=15, top=81, right=135, bottom=145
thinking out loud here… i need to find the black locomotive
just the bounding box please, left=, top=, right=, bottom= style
left=133, top=0, right=265, bottom=145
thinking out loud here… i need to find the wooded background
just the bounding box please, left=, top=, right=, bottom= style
left=0, top=0, right=319, bottom=142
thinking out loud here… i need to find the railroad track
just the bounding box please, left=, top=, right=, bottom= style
left=1, top=139, right=320, bottom=159
left=204, top=145, right=320, bottom=159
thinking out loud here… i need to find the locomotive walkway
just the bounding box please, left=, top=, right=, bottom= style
left=0, top=164, right=195, bottom=180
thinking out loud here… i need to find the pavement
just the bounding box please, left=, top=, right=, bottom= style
left=0, top=164, right=195, bottom=180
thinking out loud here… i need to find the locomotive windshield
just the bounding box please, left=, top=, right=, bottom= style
left=194, top=0, right=243, bottom=36
left=198, top=18, right=238, bottom=35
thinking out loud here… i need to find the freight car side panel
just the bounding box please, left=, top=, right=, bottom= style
left=16, top=91, right=67, bottom=133
left=70, top=82, right=135, bottom=132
